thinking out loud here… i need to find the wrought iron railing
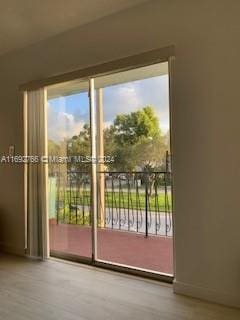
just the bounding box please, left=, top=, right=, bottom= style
left=50, top=171, right=172, bottom=237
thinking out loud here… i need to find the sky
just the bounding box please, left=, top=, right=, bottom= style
left=48, top=74, right=169, bottom=143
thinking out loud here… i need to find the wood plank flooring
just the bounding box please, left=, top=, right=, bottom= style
left=0, top=253, right=239, bottom=320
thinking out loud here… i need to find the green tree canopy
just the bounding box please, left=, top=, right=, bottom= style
left=49, top=106, right=169, bottom=173
left=106, top=106, right=167, bottom=171
left=111, top=106, right=161, bottom=146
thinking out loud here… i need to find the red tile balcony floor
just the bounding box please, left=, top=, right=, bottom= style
left=50, top=223, right=173, bottom=275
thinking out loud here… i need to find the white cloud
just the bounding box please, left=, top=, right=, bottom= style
left=48, top=107, right=85, bottom=143
left=47, top=74, right=170, bottom=142
left=103, top=75, right=170, bottom=133
left=103, top=83, right=141, bottom=121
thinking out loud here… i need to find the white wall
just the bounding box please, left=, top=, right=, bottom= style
left=0, top=0, right=240, bottom=307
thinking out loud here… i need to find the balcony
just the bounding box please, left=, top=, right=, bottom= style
left=49, top=171, right=173, bottom=275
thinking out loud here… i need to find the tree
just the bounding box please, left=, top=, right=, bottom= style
left=68, top=124, right=90, bottom=158
left=48, top=140, right=60, bottom=176
left=67, top=123, right=91, bottom=171
left=111, top=106, right=161, bottom=146
left=108, top=106, right=167, bottom=171
left=52, top=106, right=169, bottom=173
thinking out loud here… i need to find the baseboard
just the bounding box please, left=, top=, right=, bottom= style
left=173, top=280, right=240, bottom=309
left=0, top=241, right=25, bottom=257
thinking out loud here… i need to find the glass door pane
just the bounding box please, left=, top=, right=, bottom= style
left=47, top=80, right=93, bottom=259
left=95, top=62, right=173, bottom=275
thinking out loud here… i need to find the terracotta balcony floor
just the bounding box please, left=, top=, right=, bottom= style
left=50, top=223, right=173, bottom=275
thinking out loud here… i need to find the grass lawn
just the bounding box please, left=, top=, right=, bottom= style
left=59, top=190, right=172, bottom=212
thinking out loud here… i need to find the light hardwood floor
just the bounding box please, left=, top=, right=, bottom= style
left=0, top=254, right=239, bottom=320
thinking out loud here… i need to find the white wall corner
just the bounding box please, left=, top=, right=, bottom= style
left=173, top=280, right=240, bottom=309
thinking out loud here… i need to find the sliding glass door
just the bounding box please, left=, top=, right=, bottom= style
left=94, top=62, right=173, bottom=274
left=47, top=80, right=93, bottom=259
left=46, top=61, right=173, bottom=276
